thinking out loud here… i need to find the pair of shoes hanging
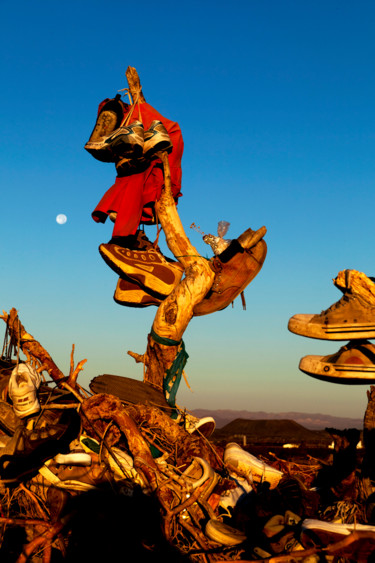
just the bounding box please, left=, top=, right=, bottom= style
left=84, top=96, right=173, bottom=168
left=99, top=230, right=184, bottom=306
left=288, top=269, right=375, bottom=383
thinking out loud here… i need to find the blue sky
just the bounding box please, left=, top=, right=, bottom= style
left=1, top=1, right=374, bottom=419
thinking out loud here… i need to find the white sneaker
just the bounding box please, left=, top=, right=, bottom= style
left=9, top=363, right=42, bottom=418
left=224, top=442, right=283, bottom=489
left=205, top=518, right=246, bottom=546
left=183, top=414, right=216, bottom=438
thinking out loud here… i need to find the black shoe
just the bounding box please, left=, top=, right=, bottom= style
left=0, top=410, right=81, bottom=481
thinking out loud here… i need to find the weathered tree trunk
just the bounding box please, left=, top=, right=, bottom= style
left=124, top=67, right=267, bottom=405
left=137, top=150, right=215, bottom=397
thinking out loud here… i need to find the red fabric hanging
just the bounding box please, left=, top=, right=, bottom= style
left=91, top=101, right=184, bottom=237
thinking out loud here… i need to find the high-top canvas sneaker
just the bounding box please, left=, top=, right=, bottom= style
left=288, top=292, right=375, bottom=340
left=8, top=363, right=42, bottom=418
left=299, top=340, right=375, bottom=384
left=143, top=120, right=173, bottom=158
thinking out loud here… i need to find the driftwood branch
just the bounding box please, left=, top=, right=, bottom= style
left=1, top=308, right=65, bottom=386
left=142, top=151, right=215, bottom=392
left=125, top=66, right=146, bottom=104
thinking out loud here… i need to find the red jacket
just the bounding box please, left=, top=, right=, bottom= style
left=92, top=101, right=183, bottom=237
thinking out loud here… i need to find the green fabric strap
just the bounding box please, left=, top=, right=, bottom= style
left=150, top=328, right=189, bottom=407
left=150, top=328, right=180, bottom=347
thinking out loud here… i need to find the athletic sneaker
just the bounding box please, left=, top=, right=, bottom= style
left=288, top=292, right=375, bottom=341
left=224, top=442, right=283, bottom=489
left=84, top=95, right=125, bottom=162
left=114, top=277, right=162, bottom=308
left=301, top=518, right=375, bottom=547
left=99, top=244, right=184, bottom=298
left=9, top=363, right=42, bottom=418
left=85, top=120, right=144, bottom=162
left=143, top=120, right=173, bottom=158
left=299, top=340, right=375, bottom=384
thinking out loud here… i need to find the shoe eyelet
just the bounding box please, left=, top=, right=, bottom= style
left=134, top=253, right=138, bottom=259
left=141, top=255, right=146, bottom=261
left=324, top=366, right=330, bottom=372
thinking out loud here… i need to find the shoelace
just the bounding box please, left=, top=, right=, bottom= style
left=319, top=294, right=350, bottom=316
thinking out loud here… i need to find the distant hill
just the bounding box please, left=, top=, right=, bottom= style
left=213, top=418, right=331, bottom=446
left=191, top=409, right=363, bottom=430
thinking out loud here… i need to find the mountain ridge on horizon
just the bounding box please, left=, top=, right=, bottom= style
left=191, top=408, right=363, bottom=430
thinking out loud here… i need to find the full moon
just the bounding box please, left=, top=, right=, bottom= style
left=56, top=214, right=67, bottom=225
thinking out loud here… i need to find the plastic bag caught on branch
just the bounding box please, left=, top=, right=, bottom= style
left=203, top=221, right=232, bottom=255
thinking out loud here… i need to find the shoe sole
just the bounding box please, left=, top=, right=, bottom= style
left=99, top=244, right=183, bottom=297
left=114, top=277, right=162, bottom=308
left=299, top=354, right=375, bottom=384
left=301, top=519, right=375, bottom=549
left=288, top=314, right=375, bottom=340
left=205, top=519, right=246, bottom=546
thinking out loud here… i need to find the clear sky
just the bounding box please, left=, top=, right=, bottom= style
left=1, top=1, right=374, bottom=419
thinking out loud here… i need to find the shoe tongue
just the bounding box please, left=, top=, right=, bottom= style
left=333, top=269, right=352, bottom=293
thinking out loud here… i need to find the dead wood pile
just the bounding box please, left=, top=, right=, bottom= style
left=1, top=312, right=375, bottom=562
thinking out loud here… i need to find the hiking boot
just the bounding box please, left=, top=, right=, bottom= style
left=143, top=120, right=173, bottom=158
left=288, top=292, right=375, bottom=340
left=299, top=340, right=375, bottom=384
left=193, top=236, right=267, bottom=317
left=84, top=95, right=125, bottom=162
left=8, top=363, right=42, bottom=418
left=114, top=277, right=162, bottom=308
left=99, top=244, right=184, bottom=298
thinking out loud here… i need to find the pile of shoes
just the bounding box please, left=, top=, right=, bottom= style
left=288, top=269, right=375, bottom=383
left=3, top=356, right=375, bottom=559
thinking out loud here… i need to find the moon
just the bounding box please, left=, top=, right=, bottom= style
left=56, top=214, right=67, bottom=225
